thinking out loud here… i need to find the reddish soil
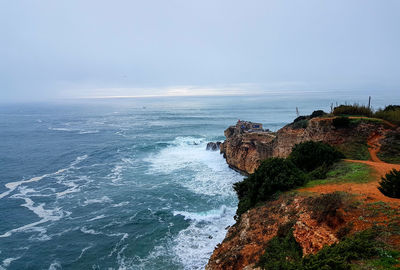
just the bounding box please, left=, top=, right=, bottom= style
left=301, top=132, right=400, bottom=204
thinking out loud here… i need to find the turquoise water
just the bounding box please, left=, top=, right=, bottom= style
left=0, top=93, right=398, bottom=269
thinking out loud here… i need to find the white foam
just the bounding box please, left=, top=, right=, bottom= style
left=144, top=136, right=243, bottom=269
left=48, top=127, right=74, bottom=132
left=0, top=155, right=88, bottom=200
left=172, top=206, right=236, bottom=270
left=80, top=227, right=102, bottom=235
left=146, top=136, right=242, bottom=196
left=77, top=244, right=93, bottom=260
left=0, top=189, right=69, bottom=238
left=2, top=257, right=21, bottom=268
left=82, top=196, right=113, bottom=206
left=48, top=260, right=62, bottom=270
left=109, top=165, right=124, bottom=183
left=173, top=205, right=229, bottom=222
left=78, top=130, right=99, bottom=134
left=87, top=214, right=106, bottom=221
left=112, top=201, right=130, bottom=207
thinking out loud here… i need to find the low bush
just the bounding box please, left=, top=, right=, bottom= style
left=289, top=141, right=344, bottom=172
left=292, top=119, right=308, bottom=129
left=375, top=105, right=400, bottom=126
left=336, top=223, right=354, bottom=240
left=307, top=192, right=345, bottom=226
left=310, top=110, right=326, bottom=118
left=332, top=116, right=351, bottom=129
left=257, top=224, right=302, bottom=270
left=233, top=158, right=307, bottom=217
left=308, top=163, right=330, bottom=179
left=293, top=115, right=308, bottom=123
left=378, top=169, right=400, bottom=198
left=378, top=131, right=400, bottom=164
left=258, top=228, right=383, bottom=270
left=300, top=229, right=380, bottom=270
left=382, top=105, right=400, bottom=112
left=333, top=104, right=373, bottom=117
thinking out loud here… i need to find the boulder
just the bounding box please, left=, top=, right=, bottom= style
left=206, top=142, right=221, bottom=151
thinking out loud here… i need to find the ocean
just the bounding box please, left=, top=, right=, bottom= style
left=0, top=93, right=398, bottom=269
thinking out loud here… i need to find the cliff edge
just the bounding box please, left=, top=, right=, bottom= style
left=209, top=114, right=400, bottom=270
left=220, top=117, right=390, bottom=174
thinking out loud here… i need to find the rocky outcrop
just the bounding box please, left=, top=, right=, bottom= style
left=207, top=117, right=398, bottom=270
left=220, top=121, right=276, bottom=174
left=206, top=142, right=222, bottom=151
left=206, top=195, right=343, bottom=270
left=220, top=118, right=387, bottom=174
left=206, top=191, right=398, bottom=270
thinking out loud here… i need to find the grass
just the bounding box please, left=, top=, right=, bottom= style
left=375, top=108, right=400, bottom=126
left=352, top=249, right=400, bottom=270
left=378, top=152, right=400, bottom=165
left=378, top=131, right=400, bottom=164
left=257, top=226, right=400, bottom=270
left=335, top=141, right=371, bottom=160
left=305, top=161, right=374, bottom=188
left=349, top=117, right=386, bottom=125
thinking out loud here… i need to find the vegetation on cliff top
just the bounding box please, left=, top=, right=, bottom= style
left=304, top=161, right=374, bottom=188
left=257, top=225, right=400, bottom=270
left=333, top=104, right=373, bottom=117
left=378, top=130, right=400, bottom=164
left=233, top=158, right=307, bottom=217
left=233, top=141, right=345, bottom=217
left=289, top=141, right=344, bottom=172
left=378, top=169, right=400, bottom=198
left=332, top=103, right=400, bottom=126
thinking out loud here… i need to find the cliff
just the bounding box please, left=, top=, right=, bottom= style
left=208, top=116, right=400, bottom=270
left=220, top=117, right=387, bottom=174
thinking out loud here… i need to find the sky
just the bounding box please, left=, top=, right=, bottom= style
left=0, top=0, right=399, bottom=102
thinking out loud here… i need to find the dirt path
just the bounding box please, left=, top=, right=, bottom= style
left=367, top=132, right=384, bottom=163
left=300, top=159, right=400, bottom=204
left=300, top=130, right=400, bottom=204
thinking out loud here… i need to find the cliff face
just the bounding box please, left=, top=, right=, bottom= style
left=206, top=195, right=342, bottom=270
left=206, top=190, right=400, bottom=270
left=220, top=123, right=275, bottom=174
left=220, top=118, right=385, bottom=174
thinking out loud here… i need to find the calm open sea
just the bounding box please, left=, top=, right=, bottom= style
left=0, top=93, right=398, bottom=269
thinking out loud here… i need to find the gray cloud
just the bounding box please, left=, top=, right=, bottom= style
left=1, top=0, right=399, bottom=102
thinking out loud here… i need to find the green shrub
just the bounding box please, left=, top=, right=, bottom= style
left=375, top=106, right=400, bottom=126
left=310, top=110, right=326, bottom=118
left=336, top=223, right=354, bottom=240
left=257, top=225, right=302, bottom=270
left=378, top=169, right=400, bottom=198
left=308, top=163, right=330, bottom=179
left=292, top=119, right=308, bottom=129
left=382, top=105, right=400, bottom=112
left=333, top=104, right=373, bottom=117
left=300, top=229, right=380, bottom=270
left=289, top=141, right=344, bottom=172
left=378, top=131, right=400, bottom=164
left=332, top=116, right=351, bottom=129
left=233, top=158, right=307, bottom=217
left=293, top=115, right=308, bottom=123
left=307, top=192, right=345, bottom=226
left=258, top=228, right=382, bottom=270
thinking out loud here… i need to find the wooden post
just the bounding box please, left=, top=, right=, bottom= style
left=368, top=96, right=371, bottom=109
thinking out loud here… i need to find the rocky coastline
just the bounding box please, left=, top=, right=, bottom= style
left=207, top=114, right=400, bottom=270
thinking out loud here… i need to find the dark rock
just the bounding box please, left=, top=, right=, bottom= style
left=206, top=142, right=221, bottom=151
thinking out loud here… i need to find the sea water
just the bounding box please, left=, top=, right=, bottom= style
left=0, top=93, right=397, bottom=269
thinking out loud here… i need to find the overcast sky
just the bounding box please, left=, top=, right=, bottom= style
left=1, top=0, right=399, bottom=102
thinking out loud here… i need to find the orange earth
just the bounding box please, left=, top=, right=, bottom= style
left=301, top=132, right=400, bottom=204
